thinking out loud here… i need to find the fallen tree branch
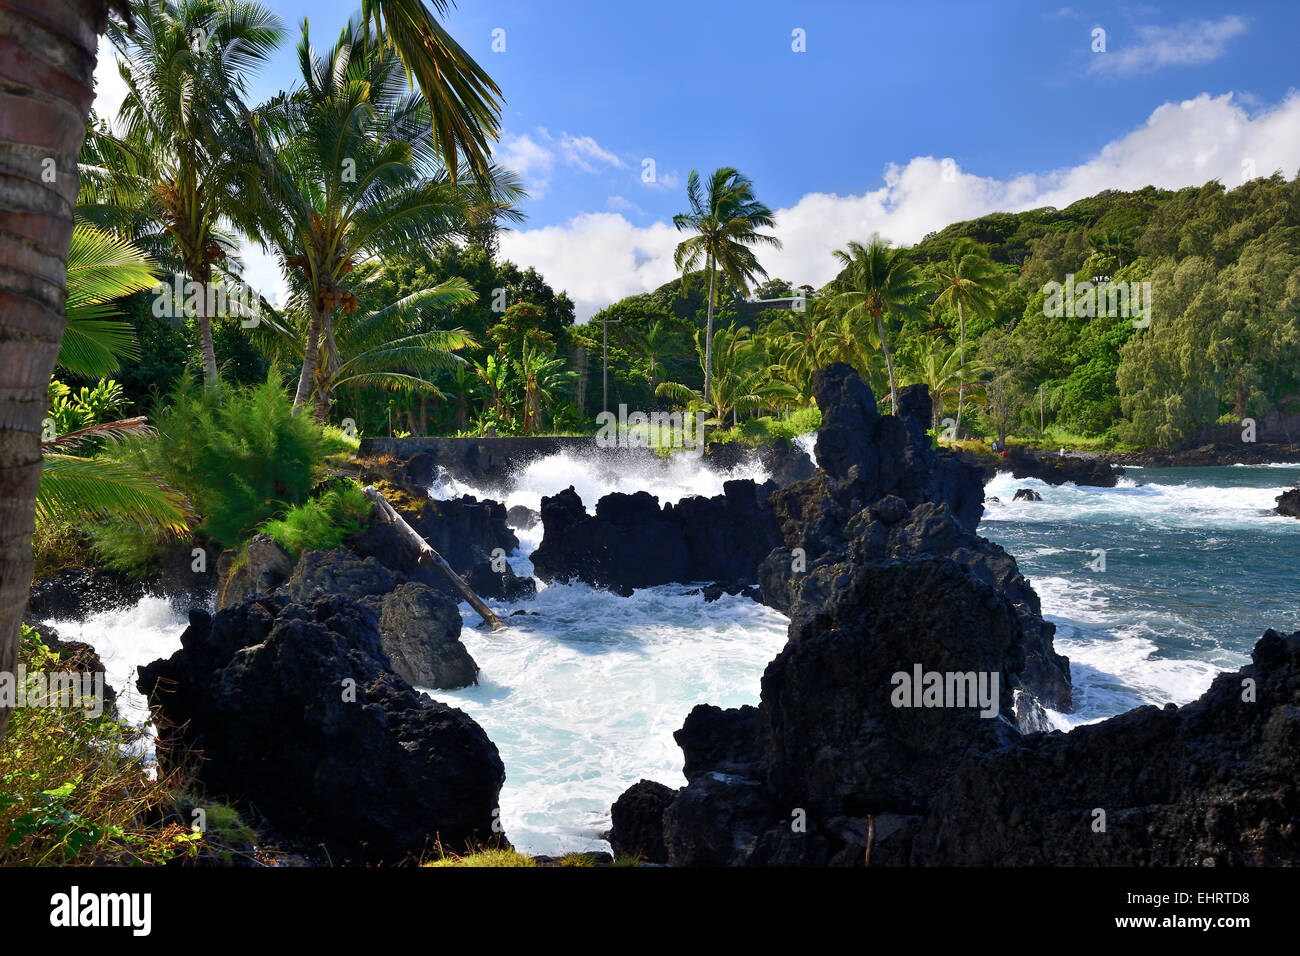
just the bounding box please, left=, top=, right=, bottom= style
left=363, top=485, right=507, bottom=631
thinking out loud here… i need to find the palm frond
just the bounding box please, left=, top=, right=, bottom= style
left=37, top=454, right=192, bottom=535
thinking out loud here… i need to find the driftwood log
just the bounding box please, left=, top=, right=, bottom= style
left=363, top=486, right=507, bottom=631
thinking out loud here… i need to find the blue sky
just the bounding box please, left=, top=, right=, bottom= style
left=94, top=1, right=1300, bottom=317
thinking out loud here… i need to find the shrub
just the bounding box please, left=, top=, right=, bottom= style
left=88, top=368, right=354, bottom=568
left=260, top=482, right=373, bottom=556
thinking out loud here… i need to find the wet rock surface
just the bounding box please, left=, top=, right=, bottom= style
left=1277, top=487, right=1300, bottom=518
left=913, top=630, right=1300, bottom=865
left=1003, top=447, right=1123, bottom=487
left=529, top=480, right=781, bottom=594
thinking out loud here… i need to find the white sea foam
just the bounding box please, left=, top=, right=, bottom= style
left=428, top=582, right=790, bottom=856
left=43, top=595, right=191, bottom=730
left=433, top=448, right=769, bottom=515
left=984, top=470, right=1300, bottom=532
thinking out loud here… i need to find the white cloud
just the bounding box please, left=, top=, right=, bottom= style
left=499, top=91, right=1300, bottom=322
left=91, top=36, right=128, bottom=129
left=559, top=133, right=624, bottom=172
left=494, top=128, right=625, bottom=198
left=606, top=195, right=645, bottom=216
left=1090, top=15, right=1248, bottom=76
left=496, top=131, right=558, bottom=197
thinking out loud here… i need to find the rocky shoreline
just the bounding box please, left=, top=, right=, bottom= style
left=604, top=365, right=1300, bottom=866
left=22, top=369, right=1300, bottom=865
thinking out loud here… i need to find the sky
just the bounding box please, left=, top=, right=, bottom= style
left=92, top=1, right=1300, bottom=319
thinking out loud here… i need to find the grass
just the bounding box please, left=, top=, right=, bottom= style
left=422, top=846, right=643, bottom=867
left=31, top=519, right=91, bottom=581
left=423, top=845, right=536, bottom=867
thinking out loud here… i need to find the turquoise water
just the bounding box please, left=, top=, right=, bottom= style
left=982, top=464, right=1300, bottom=726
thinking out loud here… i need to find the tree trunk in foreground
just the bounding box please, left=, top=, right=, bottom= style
left=0, top=0, right=104, bottom=746
left=878, top=313, right=898, bottom=413
left=193, top=259, right=219, bottom=388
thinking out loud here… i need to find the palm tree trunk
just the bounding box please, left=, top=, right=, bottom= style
left=704, top=254, right=716, bottom=401
left=955, top=300, right=966, bottom=437
left=0, top=0, right=103, bottom=747
left=193, top=260, right=218, bottom=388
left=294, top=303, right=323, bottom=409
left=312, top=309, right=338, bottom=423
left=878, top=314, right=898, bottom=412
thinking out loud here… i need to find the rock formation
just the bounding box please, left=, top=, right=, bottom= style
left=138, top=595, right=505, bottom=862
left=613, top=364, right=1300, bottom=866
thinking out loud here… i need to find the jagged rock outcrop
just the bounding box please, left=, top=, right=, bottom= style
left=616, top=364, right=1080, bottom=865
left=465, top=560, right=536, bottom=601
left=138, top=595, right=504, bottom=861
left=530, top=480, right=781, bottom=595
left=755, top=364, right=1070, bottom=715
left=912, top=630, right=1300, bottom=865
left=1012, top=488, right=1042, bottom=502
left=1004, top=447, right=1122, bottom=487
left=365, top=582, right=478, bottom=690
left=506, top=504, right=540, bottom=529
left=608, top=780, right=679, bottom=863
left=27, top=567, right=145, bottom=621
left=282, top=548, right=479, bottom=689
left=1277, top=487, right=1300, bottom=518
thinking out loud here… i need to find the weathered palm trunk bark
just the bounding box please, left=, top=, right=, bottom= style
left=878, top=313, right=898, bottom=413
left=293, top=302, right=323, bottom=409
left=0, top=0, right=103, bottom=746
left=703, top=255, right=716, bottom=401
left=955, top=300, right=966, bottom=437
left=193, top=260, right=218, bottom=388
left=313, top=310, right=337, bottom=422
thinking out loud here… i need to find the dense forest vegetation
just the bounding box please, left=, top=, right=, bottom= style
left=37, top=0, right=1300, bottom=590
left=589, top=172, right=1300, bottom=449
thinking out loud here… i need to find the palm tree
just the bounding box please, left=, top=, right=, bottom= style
left=39, top=222, right=191, bottom=548
left=79, top=0, right=285, bottom=389
left=631, top=319, right=685, bottom=393
left=657, top=325, right=796, bottom=430
left=358, top=0, right=504, bottom=179
left=241, top=20, right=522, bottom=420
left=902, top=336, right=989, bottom=436
left=931, top=238, right=1001, bottom=435
left=0, top=0, right=506, bottom=747
left=830, top=238, right=928, bottom=412
left=254, top=274, right=478, bottom=423
left=673, top=168, right=781, bottom=401
left=516, top=342, right=572, bottom=435
left=822, top=311, right=888, bottom=398
left=768, top=305, right=834, bottom=401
